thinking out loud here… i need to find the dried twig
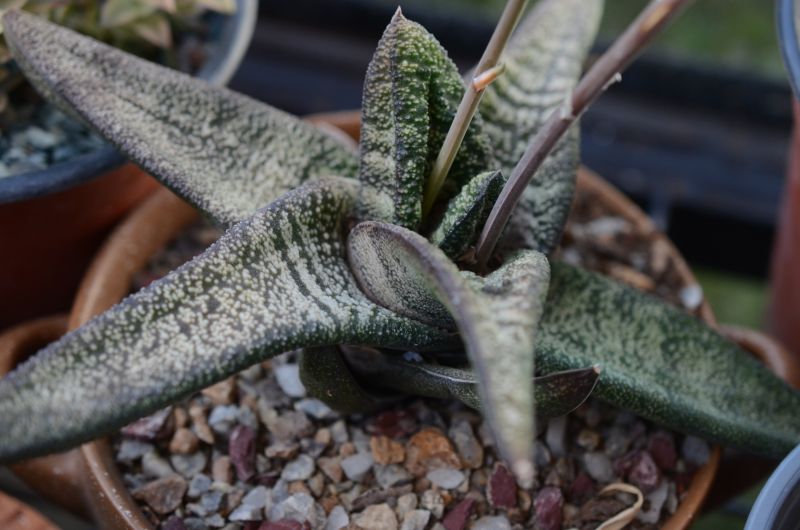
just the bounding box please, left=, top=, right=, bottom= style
left=421, top=0, right=527, bottom=218
left=474, top=0, right=695, bottom=269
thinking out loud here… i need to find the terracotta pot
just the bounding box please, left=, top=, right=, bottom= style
left=5, top=111, right=797, bottom=529
left=0, top=490, right=58, bottom=530
left=767, top=100, right=800, bottom=360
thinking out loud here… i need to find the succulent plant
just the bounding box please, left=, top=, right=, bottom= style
left=1, top=0, right=800, bottom=486
left=0, top=0, right=234, bottom=116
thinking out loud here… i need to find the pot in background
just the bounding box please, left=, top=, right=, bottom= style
left=770, top=0, right=800, bottom=359
left=0, top=0, right=257, bottom=331
left=745, top=443, right=800, bottom=529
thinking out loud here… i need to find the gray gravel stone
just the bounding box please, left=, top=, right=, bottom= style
left=682, top=436, right=711, bottom=466
left=117, top=439, right=154, bottom=463
left=228, top=485, right=268, bottom=521
left=324, top=505, right=349, bottom=530
left=341, top=452, right=374, bottom=481
left=141, top=451, right=175, bottom=478
left=188, top=474, right=212, bottom=498
left=275, top=364, right=306, bottom=398
left=426, top=468, right=465, bottom=489
left=171, top=452, right=207, bottom=478
left=420, top=489, right=444, bottom=518
left=269, top=492, right=325, bottom=528
left=583, top=451, right=614, bottom=482
left=207, top=405, right=239, bottom=435
left=448, top=419, right=483, bottom=469
left=295, top=398, right=336, bottom=420
left=546, top=416, right=567, bottom=457
left=281, top=454, right=316, bottom=481
left=400, top=509, right=430, bottom=530
left=471, top=515, right=512, bottom=530
left=353, top=503, right=397, bottom=530
left=375, top=464, right=412, bottom=489
left=396, top=493, right=418, bottom=520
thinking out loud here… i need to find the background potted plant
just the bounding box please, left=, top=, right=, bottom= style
left=2, top=0, right=800, bottom=528
left=0, top=0, right=257, bottom=332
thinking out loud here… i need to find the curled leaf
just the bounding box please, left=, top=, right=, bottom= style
left=596, top=483, right=644, bottom=530
left=344, top=348, right=600, bottom=419
left=347, top=221, right=549, bottom=483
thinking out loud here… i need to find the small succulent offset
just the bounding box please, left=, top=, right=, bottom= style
left=2, top=0, right=800, bottom=486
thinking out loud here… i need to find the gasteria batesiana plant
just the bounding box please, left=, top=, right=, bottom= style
left=2, top=0, right=800, bottom=485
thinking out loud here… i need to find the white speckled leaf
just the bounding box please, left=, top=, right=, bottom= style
left=538, top=263, right=800, bottom=457
left=347, top=221, right=550, bottom=482
left=358, top=10, right=494, bottom=230
left=345, top=348, right=599, bottom=419
left=429, top=170, right=505, bottom=259
left=0, top=179, right=453, bottom=463
left=3, top=10, right=359, bottom=225
left=479, top=0, right=603, bottom=254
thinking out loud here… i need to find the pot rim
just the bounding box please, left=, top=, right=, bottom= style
left=61, top=111, right=721, bottom=528
left=746, top=442, right=800, bottom=529
left=778, top=0, right=800, bottom=100
left=0, top=0, right=257, bottom=205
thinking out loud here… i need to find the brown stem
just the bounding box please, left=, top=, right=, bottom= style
left=474, top=0, right=695, bottom=270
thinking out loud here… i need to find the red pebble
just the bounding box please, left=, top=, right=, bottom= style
left=121, top=407, right=173, bottom=441
left=442, top=498, right=476, bottom=530
left=367, top=409, right=417, bottom=438
left=648, top=431, right=677, bottom=471
left=569, top=472, right=594, bottom=502
left=162, top=516, right=187, bottom=530
left=613, top=449, right=641, bottom=478
left=629, top=451, right=661, bottom=493
left=488, top=463, right=517, bottom=509
left=534, top=487, right=564, bottom=530
left=229, top=424, right=257, bottom=482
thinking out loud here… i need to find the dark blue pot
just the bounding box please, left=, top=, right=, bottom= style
left=0, top=0, right=257, bottom=205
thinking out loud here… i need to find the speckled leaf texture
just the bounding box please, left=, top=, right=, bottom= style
left=347, top=221, right=550, bottom=482
left=538, top=264, right=800, bottom=456
left=430, top=170, right=506, bottom=259
left=3, top=10, right=359, bottom=225
left=0, top=179, right=454, bottom=463
left=345, top=349, right=599, bottom=419
left=358, top=10, right=494, bottom=230
left=480, top=0, right=603, bottom=254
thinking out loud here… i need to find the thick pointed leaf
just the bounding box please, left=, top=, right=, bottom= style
left=538, top=263, right=800, bottom=457
left=358, top=10, right=494, bottom=229
left=345, top=348, right=599, bottom=419
left=479, top=0, right=603, bottom=254
left=299, top=346, right=385, bottom=415
left=3, top=10, right=359, bottom=225
left=0, top=179, right=454, bottom=463
left=429, top=170, right=505, bottom=259
left=347, top=221, right=549, bottom=483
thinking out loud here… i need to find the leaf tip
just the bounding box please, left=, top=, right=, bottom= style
left=392, top=6, right=405, bottom=21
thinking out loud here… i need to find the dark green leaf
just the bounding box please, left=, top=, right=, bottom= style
left=429, top=169, right=505, bottom=259
left=345, top=348, right=599, bottom=419
left=347, top=221, right=550, bottom=483
left=358, top=9, right=494, bottom=230
left=538, top=263, right=800, bottom=457
left=299, top=346, right=386, bottom=415
left=479, top=0, right=603, bottom=254
left=3, top=10, right=359, bottom=225
left=0, top=179, right=453, bottom=463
